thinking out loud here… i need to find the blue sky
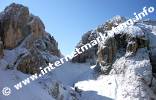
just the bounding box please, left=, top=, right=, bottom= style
left=0, top=0, right=156, bottom=55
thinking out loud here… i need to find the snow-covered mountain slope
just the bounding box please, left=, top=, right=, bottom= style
left=0, top=3, right=156, bottom=100
left=0, top=55, right=92, bottom=100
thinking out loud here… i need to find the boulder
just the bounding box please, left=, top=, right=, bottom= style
left=16, top=48, right=47, bottom=74
left=48, top=81, right=79, bottom=100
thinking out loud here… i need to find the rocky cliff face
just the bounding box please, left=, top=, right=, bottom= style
left=72, top=30, right=98, bottom=65
left=0, top=3, right=60, bottom=74
left=72, top=16, right=126, bottom=65
left=95, top=25, right=149, bottom=75
left=73, top=16, right=156, bottom=99
left=73, top=16, right=156, bottom=74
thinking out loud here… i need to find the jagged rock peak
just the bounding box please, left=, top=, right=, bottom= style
left=72, top=16, right=126, bottom=64
left=0, top=3, right=61, bottom=73
left=109, top=15, right=126, bottom=24
left=0, top=3, right=48, bottom=49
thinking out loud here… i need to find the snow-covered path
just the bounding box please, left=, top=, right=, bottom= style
left=75, top=75, right=117, bottom=100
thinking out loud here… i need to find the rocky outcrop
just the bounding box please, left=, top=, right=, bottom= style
left=72, top=30, right=98, bottom=65
left=80, top=18, right=156, bottom=100
left=16, top=48, right=47, bottom=74
left=47, top=81, right=79, bottom=100
left=72, top=16, right=156, bottom=99
left=73, top=16, right=150, bottom=75
left=72, top=16, right=126, bottom=65
left=16, top=35, right=60, bottom=74
left=111, top=49, right=156, bottom=100
left=95, top=36, right=117, bottom=74
left=0, top=3, right=60, bottom=73
left=28, top=16, right=45, bottom=38
left=95, top=26, right=149, bottom=74
left=0, top=3, right=30, bottom=49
